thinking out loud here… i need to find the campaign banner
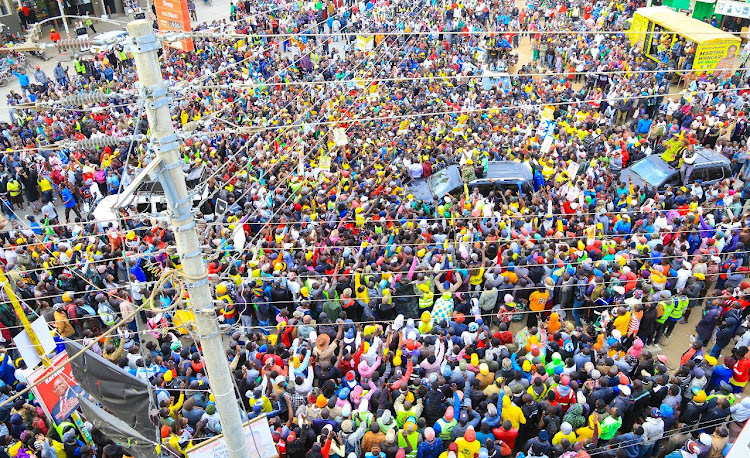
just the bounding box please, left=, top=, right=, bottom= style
left=27, top=352, right=83, bottom=424
left=154, top=0, right=194, bottom=52
left=694, top=39, right=740, bottom=74
left=715, top=0, right=750, bottom=18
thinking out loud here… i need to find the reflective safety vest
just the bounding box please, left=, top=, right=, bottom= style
left=6, top=180, right=19, bottom=197
left=670, top=296, right=689, bottom=320
left=74, top=60, right=86, bottom=74
left=656, top=300, right=673, bottom=324
left=396, top=407, right=419, bottom=427
left=435, top=417, right=457, bottom=441
left=706, top=392, right=736, bottom=406
left=398, top=432, right=419, bottom=458
left=418, top=288, right=434, bottom=309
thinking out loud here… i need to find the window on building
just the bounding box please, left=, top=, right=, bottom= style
left=0, top=0, right=12, bottom=16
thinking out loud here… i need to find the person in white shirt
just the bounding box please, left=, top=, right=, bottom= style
left=41, top=199, right=57, bottom=224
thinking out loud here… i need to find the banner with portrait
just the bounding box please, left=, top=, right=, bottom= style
left=27, top=352, right=82, bottom=424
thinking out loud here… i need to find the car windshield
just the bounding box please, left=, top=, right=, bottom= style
left=630, top=157, right=671, bottom=186
left=429, top=168, right=454, bottom=197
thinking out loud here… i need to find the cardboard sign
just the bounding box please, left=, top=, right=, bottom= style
left=186, top=416, right=277, bottom=458
left=13, top=316, right=57, bottom=369
left=215, top=198, right=228, bottom=216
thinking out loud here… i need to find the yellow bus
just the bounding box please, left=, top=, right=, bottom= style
left=629, top=6, right=741, bottom=75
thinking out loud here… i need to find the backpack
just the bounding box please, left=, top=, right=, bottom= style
left=656, top=301, right=665, bottom=319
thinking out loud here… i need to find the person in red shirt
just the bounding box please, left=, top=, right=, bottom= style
left=50, top=29, right=61, bottom=42
left=492, top=420, right=518, bottom=450
left=730, top=347, right=750, bottom=393
left=492, top=322, right=514, bottom=345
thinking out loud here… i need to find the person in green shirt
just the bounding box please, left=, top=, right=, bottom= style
left=599, top=407, right=623, bottom=441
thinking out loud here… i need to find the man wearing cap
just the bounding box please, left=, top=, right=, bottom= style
left=641, top=407, right=665, bottom=458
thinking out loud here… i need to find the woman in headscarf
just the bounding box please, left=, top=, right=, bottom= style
left=562, top=403, right=587, bottom=431
left=8, top=414, right=25, bottom=440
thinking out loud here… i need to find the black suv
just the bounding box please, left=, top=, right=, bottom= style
left=619, top=148, right=732, bottom=190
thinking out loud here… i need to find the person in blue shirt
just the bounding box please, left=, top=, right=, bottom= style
left=60, top=183, right=82, bottom=222
left=636, top=113, right=653, bottom=136
left=106, top=170, right=120, bottom=194
left=11, top=69, right=29, bottom=95
left=25, top=215, right=41, bottom=234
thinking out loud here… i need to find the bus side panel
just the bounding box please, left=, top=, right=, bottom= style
left=694, top=39, right=742, bottom=72
left=629, top=13, right=649, bottom=51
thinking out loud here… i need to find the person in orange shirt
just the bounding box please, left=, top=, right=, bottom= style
left=49, top=29, right=61, bottom=42
left=528, top=286, right=550, bottom=328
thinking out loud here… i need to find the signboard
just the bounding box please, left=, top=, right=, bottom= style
left=694, top=39, right=741, bottom=73
left=215, top=198, right=228, bottom=217
left=356, top=34, right=374, bottom=51
left=566, top=161, right=579, bottom=178
left=27, top=352, right=83, bottom=424
left=186, top=416, right=277, bottom=458
left=154, top=0, right=194, bottom=52
left=716, top=0, right=750, bottom=18
left=13, top=316, right=57, bottom=369
left=318, top=155, right=332, bottom=170
left=540, top=135, right=554, bottom=154
left=333, top=127, right=349, bottom=146
left=628, top=13, right=649, bottom=48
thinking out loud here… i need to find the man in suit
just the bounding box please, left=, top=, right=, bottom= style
left=49, top=377, right=82, bottom=423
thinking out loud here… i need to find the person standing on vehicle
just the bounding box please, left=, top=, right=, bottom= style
left=680, top=144, right=698, bottom=185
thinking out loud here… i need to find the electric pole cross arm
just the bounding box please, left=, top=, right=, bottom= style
left=126, top=20, right=251, bottom=458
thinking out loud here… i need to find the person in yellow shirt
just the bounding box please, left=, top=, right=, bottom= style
left=6, top=177, right=21, bottom=208
left=38, top=176, right=53, bottom=203
left=454, top=426, right=481, bottom=458
left=552, top=422, right=576, bottom=445
left=501, top=395, right=526, bottom=429
left=439, top=442, right=459, bottom=458
left=576, top=413, right=600, bottom=442
left=612, top=306, right=631, bottom=337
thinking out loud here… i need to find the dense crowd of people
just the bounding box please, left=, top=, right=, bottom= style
left=0, top=0, right=750, bottom=457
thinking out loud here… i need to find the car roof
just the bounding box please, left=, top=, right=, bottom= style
left=484, top=161, right=533, bottom=181
left=694, top=147, right=731, bottom=166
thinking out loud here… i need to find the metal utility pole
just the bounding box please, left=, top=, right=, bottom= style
left=126, top=20, right=250, bottom=458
